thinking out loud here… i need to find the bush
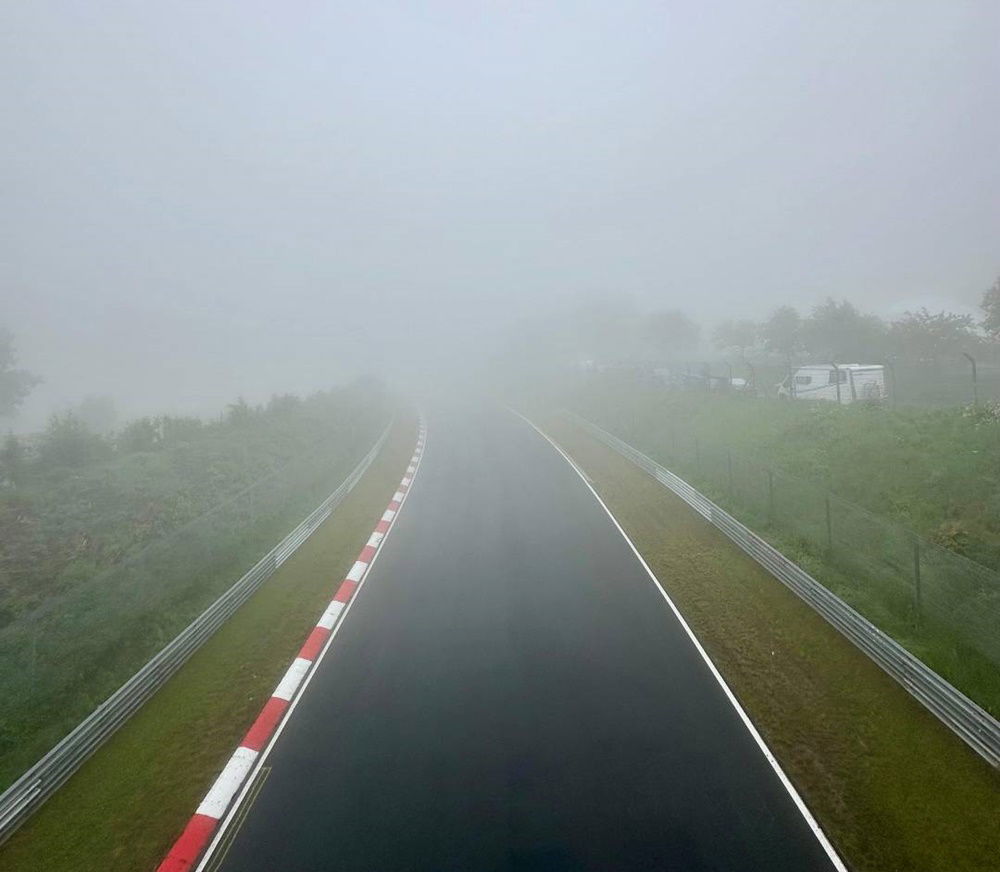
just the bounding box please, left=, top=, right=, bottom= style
left=37, top=413, right=111, bottom=468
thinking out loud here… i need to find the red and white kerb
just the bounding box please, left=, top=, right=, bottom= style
left=157, top=422, right=426, bottom=872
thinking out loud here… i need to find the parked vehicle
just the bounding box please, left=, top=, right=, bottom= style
left=777, top=364, right=887, bottom=404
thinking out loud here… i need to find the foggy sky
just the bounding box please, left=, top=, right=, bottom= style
left=3, top=1, right=999, bottom=428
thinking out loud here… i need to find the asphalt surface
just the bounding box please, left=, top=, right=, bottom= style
left=208, top=406, right=839, bottom=871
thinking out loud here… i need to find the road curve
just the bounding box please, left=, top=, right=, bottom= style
left=202, top=405, right=842, bottom=871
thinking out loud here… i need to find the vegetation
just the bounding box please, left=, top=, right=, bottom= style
left=0, top=417, right=416, bottom=872
left=981, top=274, right=1000, bottom=339
left=714, top=279, right=998, bottom=366
left=0, top=330, right=40, bottom=417
left=643, top=309, right=701, bottom=356
left=505, top=275, right=1000, bottom=405
left=564, top=374, right=1000, bottom=715
left=571, top=376, right=1000, bottom=567
left=543, top=417, right=1000, bottom=872
left=0, top=380, right=390, bottom=790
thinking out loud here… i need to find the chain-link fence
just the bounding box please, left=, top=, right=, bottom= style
left=599, top=420, right=1000, bottom=688
left=566, top=412, right=1000, bottom=766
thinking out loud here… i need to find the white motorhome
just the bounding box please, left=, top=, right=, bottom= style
left=777, top=364, right=887, bottom=404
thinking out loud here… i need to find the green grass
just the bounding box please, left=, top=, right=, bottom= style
left=0, top=416, right=416, bottom=872
left=0, top=386, right=390, bottom=791
left=543, top=415, right=1000, bottom=872
left=562, top=375, right=1000, bottom=715
left=570, top=374, right=1000, bottom=566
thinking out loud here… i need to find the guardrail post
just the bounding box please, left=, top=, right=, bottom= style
left=767, top=469, right=775, bottom=525
left=727, top=449, right=734, bottom=497
left=825, top=494, right=833, bottom=553
left=912, top=536, right=923, bottom=622
left=695, top=437, right=701, bottom=472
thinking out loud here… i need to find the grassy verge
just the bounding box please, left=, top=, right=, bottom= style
left=543, top=414, right=1000, bottom=872
left=569, top=377, right=1000, bottom=566
left=565, top=380, right=1000, bottom=715
left=0, top=416, right=416, bottom=872
left=0, top=391, right=388, bottom=791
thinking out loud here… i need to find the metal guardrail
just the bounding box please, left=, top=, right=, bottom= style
left=0, top=420, right=393, bottom=843
left=566, top=412, right=1000, bottom=768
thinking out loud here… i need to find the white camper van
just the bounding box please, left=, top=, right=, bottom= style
left=777, top=364, right=887, bottom=404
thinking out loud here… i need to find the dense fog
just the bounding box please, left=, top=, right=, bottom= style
left=3, top=1, right=999, bottom=428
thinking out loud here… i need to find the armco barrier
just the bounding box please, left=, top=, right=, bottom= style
left=0, top=420, right=393, bottom=844
left=565, top=412, right=1000, bottom=768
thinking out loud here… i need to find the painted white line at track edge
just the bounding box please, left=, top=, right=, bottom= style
left=511, top=409, right=847, bottom=872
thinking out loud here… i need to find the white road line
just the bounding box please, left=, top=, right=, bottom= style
left=514, top=410, right=848, bottom=872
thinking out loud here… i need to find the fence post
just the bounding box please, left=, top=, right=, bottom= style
left=825, top=494, right=833, bottom=553
left=912, top=536, right=923, bottom=621
left=767, top=469, right=775, bottom=524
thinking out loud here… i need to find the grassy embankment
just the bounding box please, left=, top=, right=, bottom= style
left=567, top=375, right=1000, bottom=715
left=0, top=415, right=416, bottom=872
left=572, top=376, right=1000, bottom=563
left=542, top=414, right=1000, bottom=872
left=0, top=385, right=387, bottom=790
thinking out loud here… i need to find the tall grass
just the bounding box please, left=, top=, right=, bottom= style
left=0, top=384, right=389, bottom=790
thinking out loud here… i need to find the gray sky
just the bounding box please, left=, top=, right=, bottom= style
left=3, top=1, right=999, bottom=427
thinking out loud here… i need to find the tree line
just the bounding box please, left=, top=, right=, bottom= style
left=711, top=275, right=1000, bottom=365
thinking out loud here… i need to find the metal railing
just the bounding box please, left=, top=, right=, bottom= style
left=566, top=412, right=1000, bottom=768
left=0, top=420, right=392, bottom=844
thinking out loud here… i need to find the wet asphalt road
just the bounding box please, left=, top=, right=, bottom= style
left=209, top=406, right=838, bottom=872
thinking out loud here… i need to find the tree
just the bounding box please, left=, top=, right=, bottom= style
left=712, top=319, right=759, bottom=357
left=801, top=298, right=886, bottom=361
left=0, top=329, right=41, bottom=417
left=0, top=434, right=26, bottom=487
left=76, top=395, right=117, bottom=434
left=118, top=417, right=161, bottom=453
left=888, top=308, right=980, bottom=363
left=225, top=397, right=255, bottom=427
left=644, top=310, right=700, bottom=358
left=266, top=393, right=302, bottom=417
left=981, top=275, right=1000, bottom=338
left=760, top=306, right=802, bottom=360
left=161, top=415, right=203, bottom=443
left=38, top=412, right=110, bottom=468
